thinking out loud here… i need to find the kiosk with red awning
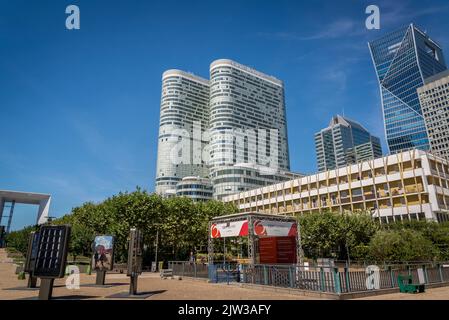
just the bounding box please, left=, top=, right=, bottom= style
left=208, top=212, right=304, bottom=266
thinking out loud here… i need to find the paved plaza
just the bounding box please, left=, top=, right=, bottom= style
left=1, top=249, right=449, bottom=300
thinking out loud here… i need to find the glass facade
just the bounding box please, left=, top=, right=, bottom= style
left=175, top=177, right=213, bottom=202
left=155, top=70, right=210, bottom=195
left=369, top=24, right=447, bottom=154
left=315, top=115, right=382, bottom=172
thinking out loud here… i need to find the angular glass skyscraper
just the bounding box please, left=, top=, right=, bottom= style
left=369, top=24, right=447, bottom=153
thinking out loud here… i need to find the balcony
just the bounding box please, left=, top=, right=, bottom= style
left=352, top=195, right=364, bottom=202
left=377, top=190, right=389, bottom=198
left=365, top=193, right=376, bottom=200
left=391, top=188, right=404, bottom=196
left=405, top=184, right=424, bottom=193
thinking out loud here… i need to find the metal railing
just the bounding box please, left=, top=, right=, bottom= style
left=169, top=261, right=449, bottom=294
left=168, top=261, right=209, bottom=279
left=241, top=263, right=449, bottom=293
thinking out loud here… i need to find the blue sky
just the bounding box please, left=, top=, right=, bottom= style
left=1, top=0, right=449, bottom=230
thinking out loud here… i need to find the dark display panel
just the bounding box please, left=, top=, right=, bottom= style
left=33, top=225, right=71, bottom=278
left=259, top=236, right=296, bottom=264
left=24, top=231, right=40, bottom=273
left=127, top=228, right=143, bottom=276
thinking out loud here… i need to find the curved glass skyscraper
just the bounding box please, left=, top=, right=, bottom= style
left=209, top=59, right=291, bottom=198
left=369, top=24, right=447, bottom=154
left=155, top=70, right=210, bottom=195
left=155, top=60, right=297, bottom=199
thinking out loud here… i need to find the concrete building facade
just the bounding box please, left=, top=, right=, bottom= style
left=223, top=149, right=449, bottom=224
left=418, top=70, right=449, bottom=158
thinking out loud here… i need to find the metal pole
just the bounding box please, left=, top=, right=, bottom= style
left=296, top=216, right=305, bottom=265
left=155, top=229, right=159, bottom=271
left=27, top=274, right=37, bottom=288
left=38, top=278, right=54, bottom=300
left=223, top=237, right=226, bottom=267
left=95, top=270, right=106, bottom=285
left=129, top=274, right=138, bottom=295
left=346, top=238, right=351, bottom=268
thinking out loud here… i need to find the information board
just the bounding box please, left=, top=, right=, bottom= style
left=92, top=235, right=115, bottom=271
left=259, top=236, right=296, bottom=264
left=24, top=231, right=40, bottom=273
left=33, top=225, right=71, bottom=278
left=127, top=228, right=143, bottom=276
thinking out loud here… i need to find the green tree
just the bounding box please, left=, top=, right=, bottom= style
left=298, top=211, right=378, bottom=260
left=368, top=229, right=438, bottom=262
left=4, top=225, right=38, bottom=255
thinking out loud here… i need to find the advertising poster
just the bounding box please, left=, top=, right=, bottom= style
left=92, top=235, right=115, bottom=271
left=253, top=220, right=297, bottom=237
left=210, top=220, right=248, bottom=238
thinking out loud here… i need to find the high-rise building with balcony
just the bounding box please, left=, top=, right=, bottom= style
left=155, top=60, right=296, bottom=199
left=155, top=70, right=210, bottom=196
left=418, top=70, right=449, bottom=158
left=208, top=59, right=291, bottom=199
left=369, top=24, right=447, bottom=154
left=315, top=115, right=382, bottom=172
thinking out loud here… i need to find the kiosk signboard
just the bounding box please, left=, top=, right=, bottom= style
left=24, top=231, right=40, bottom=273
left=127, top=228, right=143, bottom=276
left=33, top=225, right=71, bottom=278
left=92, top=235, right=115, bottom=271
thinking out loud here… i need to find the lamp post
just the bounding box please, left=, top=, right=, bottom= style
left=154, top=229, right=159, bottom=271
left=297, top=216, right=305, bottom=265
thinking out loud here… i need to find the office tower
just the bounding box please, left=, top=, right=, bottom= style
left=418, top=70, right=449, bottom=157
left=208, top=59, right=292, bottom=199
left=155, top=70, right=210, bottom=196
left=315, top=115, right=382, bottom=172
left=369, top=24, right=447, bottom=154
left=155, top=60, right=297, bottom=199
